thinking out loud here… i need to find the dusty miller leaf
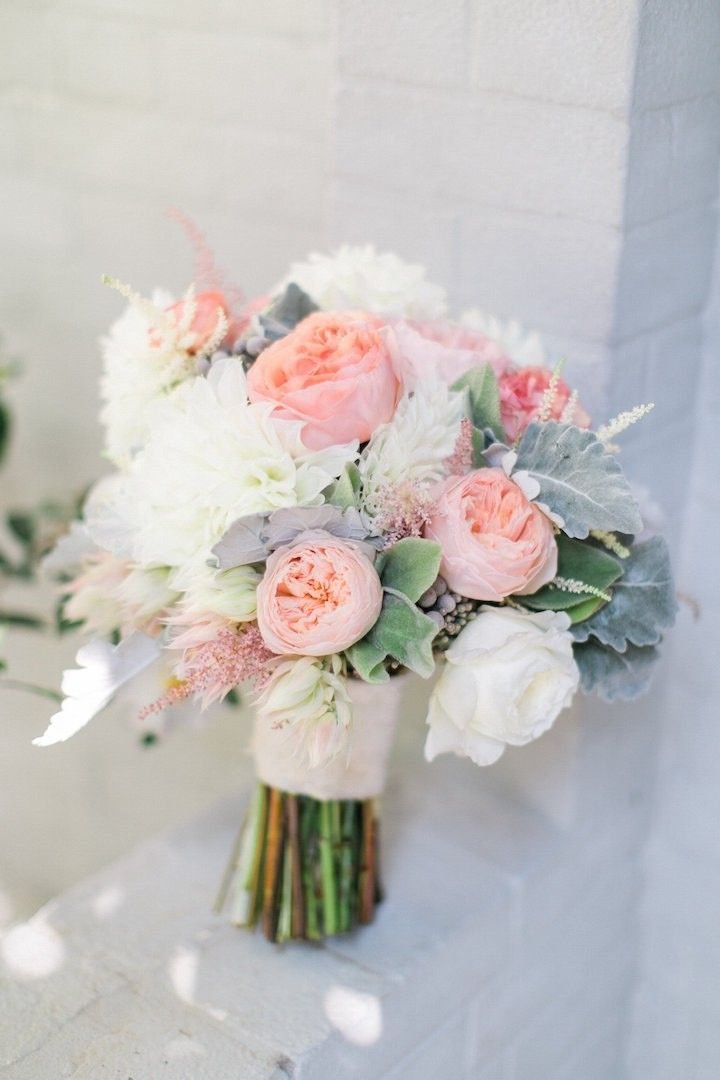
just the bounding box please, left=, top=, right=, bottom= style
left=574, top=639, right=659, bottom=701
left=513, top=421, right=643, bottom=538
left=33, top=633, right=161, bottom=747
left=571, top=536, right=676, bottom=650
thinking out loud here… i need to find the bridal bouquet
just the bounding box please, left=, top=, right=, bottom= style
left=37, top=244, right=675, bottom=942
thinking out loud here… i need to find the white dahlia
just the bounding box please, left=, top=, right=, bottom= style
left=277, top=245, right=447, bottom=320
left=460, top=309, right=547, bottom=368
left=360, top=381, right=465, bottom=513
left=100, top=289, right=183, bottom=466
left=112, top=357, right=357, bottom=569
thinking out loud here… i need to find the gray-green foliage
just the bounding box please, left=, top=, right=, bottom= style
left=345, top=537, right=442, bottom=681
left=574, top=639, right=659, bottom=701
left=375, top=537, right=442, bottom=603
left=259, top=283, right=318, bottom=342
left=324, top=462, right=362, bottom=510
left=514, top=421, right=643, bottom=538
left=345, top=590, right=437, bottom=682
left=572, top=537, right=676, bottom=650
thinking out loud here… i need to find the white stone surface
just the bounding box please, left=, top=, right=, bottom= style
left=1, top=695, right=638, bottom=1079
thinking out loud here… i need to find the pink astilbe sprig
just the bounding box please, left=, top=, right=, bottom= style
left=372, top=480, right=436, bottom=546
left=167, top=207, right=245, bottom=317
left=138, top=624, right=274, bottom=721
left=445, top=416, right=474, bottom=476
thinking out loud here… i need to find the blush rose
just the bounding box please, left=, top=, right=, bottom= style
left=256, top=532, right=383, bottom=656
left=246, top=311, right=400, bottom=450
left=499, top=365, right=590, bottom=442
left=384, top=319, right=513, bottom=392
left=424, top=468, right=557, bottom=602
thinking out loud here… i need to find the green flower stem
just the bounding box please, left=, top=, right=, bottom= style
left=217, top=785, right=382, bottom=942
left=319, top=800, right=339, bottom=936
left=339, top=800, right=355, bottom=934
left=277, top=844, right=293, bottom=943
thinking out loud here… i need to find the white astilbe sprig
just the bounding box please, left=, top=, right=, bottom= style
left=196, top=307, right=228, bottom=361
left=551, top=577, right=612, bottom=603
left=360, top=381, right=465, bottom=515
left=101, top=275, right=178, bottom=341
left=537, top=360, right=565, bottom=423
left=596, top=403, right=655, bottom=446
left=560, top=388, right=579, bottom=425
left=590, top=530, right=631, bottom=559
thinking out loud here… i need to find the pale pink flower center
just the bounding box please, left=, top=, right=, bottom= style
left=275, top=551, right=352, bottom=634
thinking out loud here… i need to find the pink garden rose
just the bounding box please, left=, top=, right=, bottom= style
left=384, top=319, right=513, bottom=391
left=246, top=311, right=400, bottom=450
left=424, top=469, right=557, bottom=602
left=499, top=366, right=590, bottom=442
left=256, top=533, right=383, bottom=656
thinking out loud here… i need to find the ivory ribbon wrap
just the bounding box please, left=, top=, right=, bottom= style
left=251, top=675, right=406, bottom=800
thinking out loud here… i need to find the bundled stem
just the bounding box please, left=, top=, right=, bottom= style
left=217, top=784, right=382, bottom=942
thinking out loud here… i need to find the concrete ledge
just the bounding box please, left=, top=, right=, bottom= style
left=0, top=704, right=645, bottom=1079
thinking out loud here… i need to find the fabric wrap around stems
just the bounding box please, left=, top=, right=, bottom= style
left=251, top=674, right=406, bottom=801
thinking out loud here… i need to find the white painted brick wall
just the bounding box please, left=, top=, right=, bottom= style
left=625, top=179, right=720, bottom=1080
left=1, top=1, right=719, bottom=1076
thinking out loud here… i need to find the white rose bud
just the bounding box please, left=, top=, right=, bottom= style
left=425, top=607, right=579, bottom=767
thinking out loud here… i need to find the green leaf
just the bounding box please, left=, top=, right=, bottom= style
left=0, top=399, right=10, bottom=464
left=471, top=427, right=488, bottom=468
left=565, top=595, right=607, bottom=624
left=344, top=637, right=390, bottom=684
left=520, top=535, right=622, bottom=615
left=367, top=590, right=437, bottom=678
left=0, top=610, right=45, bottom=630
left=324, top=462, right=362, bottom=510
left=55, top=596, right=83, bottom=636
left=452, top=365, right=505, bottom=442
left=574, top=639, right=659, bottom=701
left=572, top=537, right=676, bottom=651
left=514, top=421, right=643, bottom=538
left=6, top=511, right=35, bottom=547
left=376, top=537, right=442, bottom=603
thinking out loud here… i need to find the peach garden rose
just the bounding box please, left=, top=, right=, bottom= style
left=246, top=311, right=401, bottom=450
left=256, top=532, right=383, bottom=656
left=424, top=468, right=557, bottom=602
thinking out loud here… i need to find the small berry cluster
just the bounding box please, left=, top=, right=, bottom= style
left=419, top=576, right=481, bottom=652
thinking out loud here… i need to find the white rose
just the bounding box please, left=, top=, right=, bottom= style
left=425, top=607, right=579, bottom=767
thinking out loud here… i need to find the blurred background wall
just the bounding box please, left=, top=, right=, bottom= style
left=1, top=1, right=719, bottom=1075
